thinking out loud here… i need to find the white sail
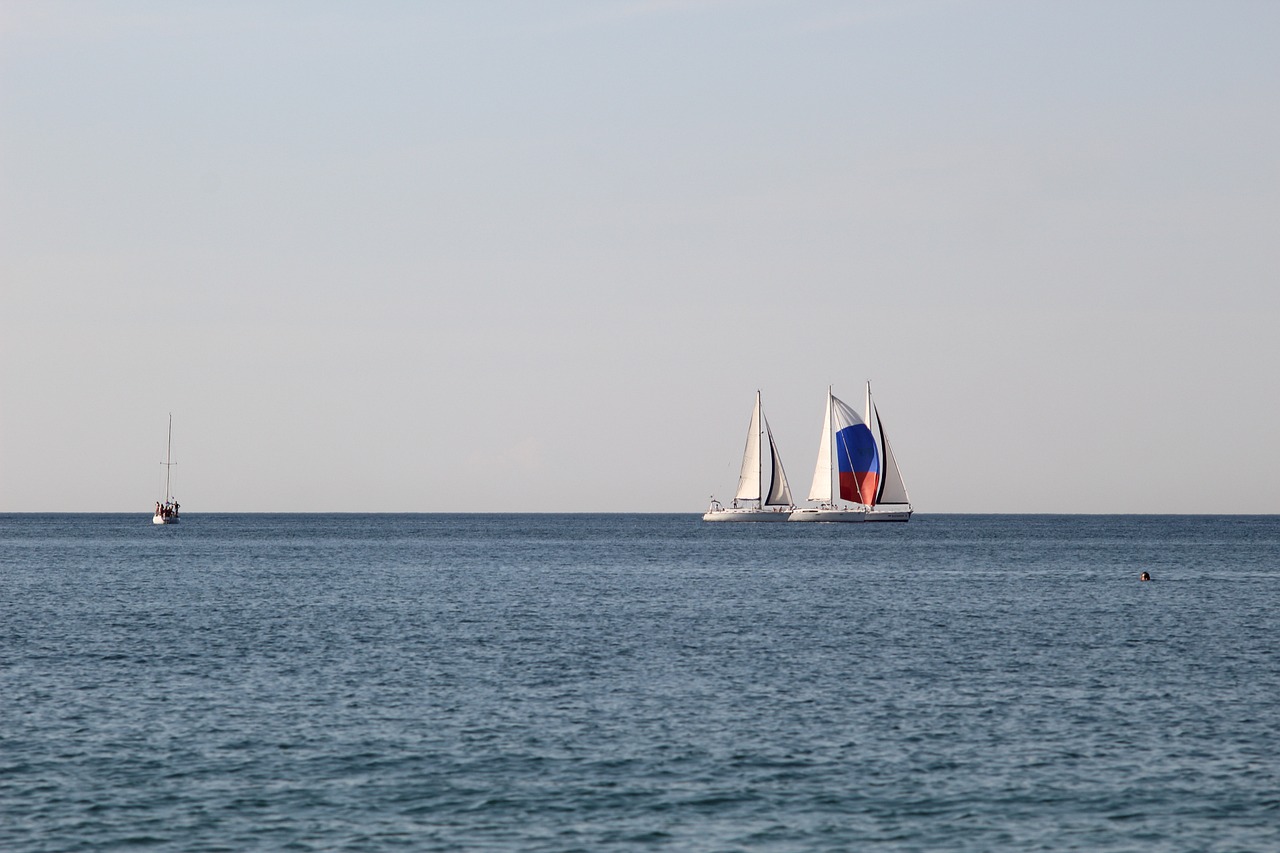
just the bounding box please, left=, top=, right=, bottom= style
left=733, top=392, right=763, bottom=501
left=873, top=402, right=911, bottom=505
left=806, top=390, right=834, bottom=503
left=764, top=420, right=793, bottom=506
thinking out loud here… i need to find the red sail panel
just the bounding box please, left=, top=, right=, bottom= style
left=839, top=471, right=878, bottom=504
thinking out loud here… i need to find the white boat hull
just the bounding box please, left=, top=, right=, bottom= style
left=788, top=508, right=867, bottom=523
left=702, top=508, right=794, bottom=522
left=789, top=506, right=912, bottom=522
left=153, top=515, right=179, bottom=525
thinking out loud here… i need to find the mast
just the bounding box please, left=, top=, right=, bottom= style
left=827, top=385, right=834, bottom=503
left=833, top=386, right=843, bottom=505
left=163, top=413, right=174, bottom=503
left=747, top=389, right=757, bottom=507
left=866, top=381, right=873, bottom=438
left=866, top=381, right=874, bottom=507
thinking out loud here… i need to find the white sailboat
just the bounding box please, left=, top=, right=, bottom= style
left=789, top=383, right=911, bottom=522
left=152, top=414, right=180, bottom=525
left=703, top=391, right=795, bottom=522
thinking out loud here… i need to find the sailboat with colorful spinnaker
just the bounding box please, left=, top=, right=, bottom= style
left=703, top=391, right=795, bottom=522
left=789, top=383, right=911, bottom=522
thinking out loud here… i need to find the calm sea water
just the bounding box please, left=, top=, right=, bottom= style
left=1, top=514, right=1277, bottom=851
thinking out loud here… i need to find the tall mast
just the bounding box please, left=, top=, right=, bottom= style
left=827, top=385, right=834, bottom=504
left=756, top=390, right=764, bottom=509
left=164, top=413, right=173, bottom=503
left=866, top=382, right=875, bottom=507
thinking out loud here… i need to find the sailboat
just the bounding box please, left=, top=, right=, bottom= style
left=703, top=391, right=795, bottom=522
left=152, top=414, right=180, bottom=525
left=789, top=383, right=911, bottom=522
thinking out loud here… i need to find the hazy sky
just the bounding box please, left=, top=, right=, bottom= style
left=3, top=1, right=1278, bottom=512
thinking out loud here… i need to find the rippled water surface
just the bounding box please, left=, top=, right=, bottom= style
left=1, top=514, right=1278, bottom=851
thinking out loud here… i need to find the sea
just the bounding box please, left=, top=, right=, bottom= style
left=1, top=513, right=1277, bottom=852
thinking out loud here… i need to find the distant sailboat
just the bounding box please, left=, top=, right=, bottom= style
left=789, top=383, right=911, bottom=522
left=152, top=414, right=180, bottom=525
left=703, top=391, right=795, bottom=522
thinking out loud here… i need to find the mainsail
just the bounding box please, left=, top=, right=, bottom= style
left=733, top=396, right=763, bottom=502
left=806, top=392, right=834, bottom=503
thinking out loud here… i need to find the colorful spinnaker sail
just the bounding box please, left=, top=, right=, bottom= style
left=831, top=395, right=878, bottom=504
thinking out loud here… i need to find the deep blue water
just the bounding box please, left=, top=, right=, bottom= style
left=1, top=514, right=1278, bottom=851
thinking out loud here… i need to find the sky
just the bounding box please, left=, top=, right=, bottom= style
left=2, top=0, right=1278, bottom=513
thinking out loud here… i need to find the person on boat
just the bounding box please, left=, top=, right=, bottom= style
left=155, top=502, right=162, bottom=517
left=172, top=501, right=179, bottom=516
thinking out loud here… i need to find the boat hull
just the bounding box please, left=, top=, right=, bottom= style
left=788, top=509, right=866, bottom=522
left=152, top=515, right=179, bottom=525
left=789, top=506, right=912, bottom=522
left=702, top=509, right=793, bottom=522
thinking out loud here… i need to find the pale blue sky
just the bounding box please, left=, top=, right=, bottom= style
left=3, top=1, right=1278, bottom=512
